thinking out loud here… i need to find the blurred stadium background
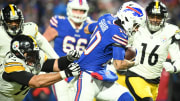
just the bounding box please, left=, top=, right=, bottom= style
left=0, top=0, right=180, bottom=101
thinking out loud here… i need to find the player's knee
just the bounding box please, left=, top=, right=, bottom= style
left=117, top=92, right=134, bottom=101
left=141, top=97, right=153, bottom=101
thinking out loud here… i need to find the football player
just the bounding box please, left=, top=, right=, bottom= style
left=0, top=4, right=59, bottom=63
left=117, top=1, right=180, bottom=101
left=0, top=35, right=80, bottom=101
left=43, top=0, right=93, bottom=100
left=73, top=1, right=146, bottom=101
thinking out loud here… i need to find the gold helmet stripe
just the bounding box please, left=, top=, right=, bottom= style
left=155, top=1, right=159, bottom=9
left=27, top=35, right=38, bottom=48
left=9, top=4, right=15, bottom=16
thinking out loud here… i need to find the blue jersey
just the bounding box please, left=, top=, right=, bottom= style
left=78, top=14, right=128, bottom=71
left=49, top=15, right=91, bottom=57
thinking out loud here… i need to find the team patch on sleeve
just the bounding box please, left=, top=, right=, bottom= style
left=4, top=62, right=25, bottom=73
left=112, top=34, right=128, bottom=46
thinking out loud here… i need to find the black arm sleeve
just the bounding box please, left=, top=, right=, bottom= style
left=58, top=56, right=72, bottom=70
left=2, top=71, right=34, bottom=86
left=41, top=59, right=55, bottom=72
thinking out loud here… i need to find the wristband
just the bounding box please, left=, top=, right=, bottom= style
left=59, top=71, right=66, bottom=79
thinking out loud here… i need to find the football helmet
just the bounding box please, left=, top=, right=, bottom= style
left=11, top=35, right=40, bottom=67
left=146, top=0, right=168, bottom=32
left=116, top=1, right=146, bottom=35
left=1, top=4, right=24, bottom=37
left=67, top=0, right=89, bottom=23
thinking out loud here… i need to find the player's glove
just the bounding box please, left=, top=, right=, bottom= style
left=67, top=50, right=80, bottom=61
left=59, top=63, right=80, bottom=79
left=163, top=62, right=177, bottom=73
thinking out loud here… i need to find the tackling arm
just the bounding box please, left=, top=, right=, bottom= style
left=35, top=31, right=59, bottom=58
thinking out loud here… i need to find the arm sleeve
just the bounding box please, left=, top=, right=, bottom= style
left=2, top=71, right=34, bottom=86
left=168, top=41, right=180, bottom=72
left=113, top=46, right=125, bottom=60
left=88, top=22, right=98, bottom=33
left=169, top=41, right=180, bottom=62
left=41, top=59, right=55, bottom=72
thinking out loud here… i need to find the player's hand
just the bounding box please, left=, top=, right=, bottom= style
left=132, top=57, right=139, bottom=66
left=59, top=63, right=80, bottom=79
left=163, top=62, right=176, bottom=73
left=67, top=50, right=80, bottom=61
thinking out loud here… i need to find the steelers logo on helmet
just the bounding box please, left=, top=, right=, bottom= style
left=12, top=41, right=20, bottom=51
left=11, top=35, right=40, bottom=68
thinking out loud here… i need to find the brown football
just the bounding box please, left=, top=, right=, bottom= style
left=125, top=47, right=136, bottom=60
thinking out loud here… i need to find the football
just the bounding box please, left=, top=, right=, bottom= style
left=125, top=47, right=137, bottom=60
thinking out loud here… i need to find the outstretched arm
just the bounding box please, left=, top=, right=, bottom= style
left=2, top=63, right=80, bottom=88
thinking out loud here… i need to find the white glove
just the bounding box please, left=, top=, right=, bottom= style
left=67, top=50, right=80, bottom=61
left=163, top=62, right=177, bottom=73
left=59, top=63, right=80, bottom=79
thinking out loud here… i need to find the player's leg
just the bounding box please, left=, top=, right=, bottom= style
left=151, top=84, right=159, bottom=101
left=126, top=76, right=158, bottom=101
left=96, top=82, right=134, bottom=101
left=52, top=79, right=75, bottom=101
left=73, top=72, right=98, bottom=101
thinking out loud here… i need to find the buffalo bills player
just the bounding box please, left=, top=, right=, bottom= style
left=73, top=1, right=147, bottom=101
left=43, top=0, right=92, bottom=100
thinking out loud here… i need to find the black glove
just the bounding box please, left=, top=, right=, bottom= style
left=59, top=63, right=80, bottom=79
left=67, top=50, right=80, bottom=61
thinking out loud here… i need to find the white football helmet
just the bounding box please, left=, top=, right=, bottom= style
left=116, top=1, right=146, bottom=35
left=67, top=0, right=89, bottom=23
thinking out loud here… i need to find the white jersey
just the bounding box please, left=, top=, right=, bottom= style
left=0, top=22, right=58, bottom=62
left=129, top=23, right=180, bottom=79
left=0, top=50, right=47, bottom=101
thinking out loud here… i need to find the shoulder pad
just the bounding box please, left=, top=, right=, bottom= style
left=23, top=22, right=38, bottom=31
left=23, top=22, right=37, bottom=27
left=85, top=17, right=95, bottom=23
left=23, top=22, right=39, bottom=37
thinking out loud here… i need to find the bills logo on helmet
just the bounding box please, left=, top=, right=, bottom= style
left=124, top=6, right=143, bottom=17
